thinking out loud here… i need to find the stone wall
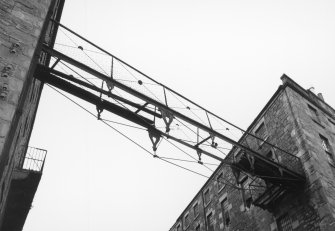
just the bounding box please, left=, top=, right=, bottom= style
left=0, top=0, right=62, bottom=227
left=170, top=76, right=335, bottom=231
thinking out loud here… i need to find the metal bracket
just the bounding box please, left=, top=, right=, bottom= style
left=96, top=103, right=103, bottom=120
left=148, top=129, right=161, bottom=153
left=210, top=132, right=218, bottom=148
left=106, top=79, right=114, bottom=92
left=196, top=149, right=203, bottom=165
left=160, top=108, right=174, bottom=133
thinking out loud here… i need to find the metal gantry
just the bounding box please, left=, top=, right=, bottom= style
left=36, top=20, right=306, bottom=210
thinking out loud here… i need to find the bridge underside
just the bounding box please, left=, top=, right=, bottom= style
left=233, top=151, right=304, bottom=210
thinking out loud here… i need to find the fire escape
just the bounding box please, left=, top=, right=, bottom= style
left=1, top=147, right=47, bottom=231
left=35, top=20, right=306, bottom=211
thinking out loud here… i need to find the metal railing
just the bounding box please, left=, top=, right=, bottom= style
left=44, top=20, right=305, bottom=182
left=19, top=146, right=47, bottom=173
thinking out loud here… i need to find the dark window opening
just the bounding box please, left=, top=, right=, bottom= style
left=193, top=203, right=199, bottom=218
left=195, top=224, right=200, bottom=231
left=207, top=212, right=215, bottom=231
left=217, top=172, right=224, bottom=191
left=308, top=105, right=322, bottom=124
left=184, top=214, right=190, bottom=228
left=204, top=189, right=210, bottom=205
left=245, top=197, right=253, bottom=209
left=320, top=135, right=334, bottom=166
left=221, top=198, right=230, bottom=227
left=255, top=122, right=268, bottom=147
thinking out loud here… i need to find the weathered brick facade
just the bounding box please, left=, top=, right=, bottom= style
left=0, top=0, right=64, bottom=229
left=170, top=76, right=335, bottom=231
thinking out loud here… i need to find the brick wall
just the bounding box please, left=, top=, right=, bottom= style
left=0, top=0, right=63, bottom=227
left=170, top=76, right=335, bottom=231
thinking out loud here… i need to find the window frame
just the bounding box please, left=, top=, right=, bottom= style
left=217, top=172, right=225, bottom=192
left=254, top=120, right=268, bottom=148
left=220, top=197, right=230, bottom=228
left=308, top=104, right=324, bottom=127
left=184, top=212, right=190, bottom=229
left=320, top=134, right=335, bottom=166
left=176, top=223, right=182, bottom=231
left=193, top=202, right=199, bottom=219
left=206, top=211, right=215, bottom=231
left=204, top=188, right=211, bottom=206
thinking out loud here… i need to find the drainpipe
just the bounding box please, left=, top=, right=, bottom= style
left=201, top=192, right=208, bottom=230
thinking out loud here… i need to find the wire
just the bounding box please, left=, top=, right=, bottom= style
left=117, top=60, right=164, bottom=104
left=46, top=85, right=213, bottom=179
left=162, top=137, right=214, bottom=172
left=58, top=61, right=98, bottom=87
left=159, top=156, right=218, bottom=166
left=100, top=118, right=147, bottom=131
left=51, top=48, right=228, bottom=176
left=46, top=84, right=240, bottom=190
left=55, top=42, right=108, bottom=55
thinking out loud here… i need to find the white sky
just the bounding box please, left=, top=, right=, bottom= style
left=24, top=1, right=335, bottom=230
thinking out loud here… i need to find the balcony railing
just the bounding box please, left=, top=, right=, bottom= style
left=19, top=146, right=47, bottom=173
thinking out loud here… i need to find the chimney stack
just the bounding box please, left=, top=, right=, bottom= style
left=317, top=93, right=325, bottom=102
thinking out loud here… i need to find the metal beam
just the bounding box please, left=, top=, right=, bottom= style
left=42, top=45, right=305, bottom=181
left=35, top=66, right=154, bottom=128
left=38, top=65, right=162, bottom=118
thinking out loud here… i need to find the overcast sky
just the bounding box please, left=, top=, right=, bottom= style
left=24, top=1, right=335, bottom=230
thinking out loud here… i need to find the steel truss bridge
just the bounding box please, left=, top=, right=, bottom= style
left=35, top=19, right=306, bottom=210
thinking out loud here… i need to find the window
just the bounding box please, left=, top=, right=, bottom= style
left=193, top=203, right=199, bottom=218
left=329, top=119, right=335, bottom=130
left=195, top=224, right=200, bottom=231
left=217, top=172, right=224, bottom=191
left=320, top=135, right=334, bottom=165
left=254, top=122, right=268, bottom=147
left=204, top=188, right=210, bottom=205
left=308, top=105, right=321, bottom=124
left=207, top=212, right=215, bottom=231
left=221, top=198, right=230, bottom=228
left=184, top=213, right=190, bottom=228
left=277, top=213, right=293, bottom=231
left=177, top=224, right=182, bottom=231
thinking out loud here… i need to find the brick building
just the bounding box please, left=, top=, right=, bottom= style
left=170, top=76, right=335, bottom=231
left=0, top=0, right=64, bottom=230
